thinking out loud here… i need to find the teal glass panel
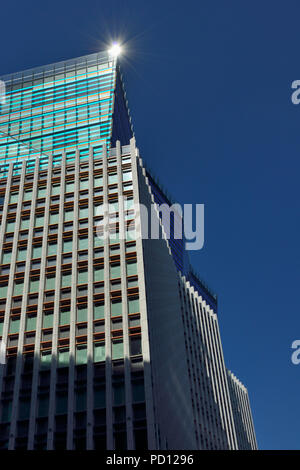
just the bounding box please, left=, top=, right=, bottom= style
left=2, top=251, right=11, bottom=264
left=63, top=239, right=73, bottom=253
left=79, top=207, right=89, bottom=219
left=14, top=281, right=24, bottom=296
left=94, top=234, right=103, bottom=247
left=110, top=264, right=121, bottom=279
left=0, top=284, right=8, bottom=298
left=58, top=349, right=69, bottom=367
left=79, top=237, right=88, bottom=250
left=40, top=351, right=52, bottom=370
left=94, top=266, right=104, bottom=282
left=9, top=192, right=19, bottom=203
left=32, top=245, right=42, bottom=258
left=21, top=218, right=30, bottom=230
left=26, top=315, right=36, bottom=331
left=77, top=307, right=87, bottom=323
left=59, top=310, right=70, bottom=325
left=94, top=176, right=103, bottom=187
left=78, top=270, right=88, bottom=285
left=112, top=341, right=123, bottom=360
left=126, top=262, right=137, bottom=276
left=45, top=276, right=55, bottom=290
left=94, top=304, right=104, bottom=320
left=43, top=312, right=53, bottom=328
left=94, top=342, right=105, bottom=362
left=48, top=243, right=57, bottom=255
left=49, top=212, right=59, bottom=224
left=35, top=215, right=44, bottom=227
left=61, top=272, right=72, bottom=287
left=9, top=316, right=20, bottom=334
left=128, top=298, right=139, bottom=314
left=66, top=181, right=74, bottom=192
left=111, top=301, right=122, bottom=316
left=17, top=248, right=27, bottom=261
left=76, top=345, right=87, bottom=365
left=51, top=184, right=60, bottom=195
left=6, top=220, right=15, bottom=232
left=37, top=187, right=46, bottom=198
left=29, top=278, right=39, bottom=292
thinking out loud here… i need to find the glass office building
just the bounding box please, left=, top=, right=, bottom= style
left=0, top=51, right=257, bottom=450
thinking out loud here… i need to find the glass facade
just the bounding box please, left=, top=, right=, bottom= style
left=0, top=51, right=133, bottom=177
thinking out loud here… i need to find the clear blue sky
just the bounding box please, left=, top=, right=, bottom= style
left=0, top=0, right=299, bottom=450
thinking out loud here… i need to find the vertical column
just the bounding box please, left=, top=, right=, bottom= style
left=46, top=153, right=65, bottom=449
left=86, top=147, right=94, bottom=449
left=66, top=150, right=79, bottom=449
left=103, top=145, right=113, bottom=449
left=116, top=141, right=134, bottom=449
left=8, top=160, right=29, bottom=449
left=28, top=154, right=53, bottom=449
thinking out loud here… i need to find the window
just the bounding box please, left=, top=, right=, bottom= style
left=9, top=316, right=20, bottom=334
left=79, top=206, right=88, bottom=219
left=130, top=336, right=142, bottom=356
left=76, top=345, right=87, bottom=365
left=94, top=342, right=105, bottom=363
left=10, top=192, right=19, bottom=204
left=49, top=212, right=59, bottom=224
left=64, top=209, right=73, bottom=222
left=61, top=271, right=72, bottom=287
left=77, top=307, right=87, bottom=323
left=45, top=276, right=56, bottom=291
left=78, top=270, right=88, bottom=285
left=21, top=217, right=30, bottom=230
left=2, top=251, right=12, bottom=264
left=126, top=261, right=137, bottom=277
left=6, top=220, right=15, bottom=232
left=78, top=237, right=88, bottom=251
left=128, top=298, right=139, bottom=314
left=94, top=266, right=104, bottom=282
left=43, top=312, right=53, bottom=328
left=35, top=214, right=44, bottom=227
left=94, top=303, right=104, bottom=320
left=58, top=349, right=69, bottom=368
left=14, top=281, right=24, bottom=296
left=111, top=264, right=121, bottom=279
left=29, top=278, right=40, bottom=292
left=122, top=171, right=132, bottom=182
left=37, top=186, right=46, bottom=198
left=59, top=310, right=70, bottom=326
left=26, top=315, right=36, bottom=331
left=112, top=340, right=123, bottom=360
left=32, top=245, right=42, bottom=259
left=48, top=242, right=57, bottom=256
left=111, top=301, right=122, bottom=317
left=0, top=284, right=8, bottom=298
left=63, top=239, right=73, bottom=253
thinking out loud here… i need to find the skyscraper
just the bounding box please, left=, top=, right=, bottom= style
left=0, top=50, right=257, bottom=450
